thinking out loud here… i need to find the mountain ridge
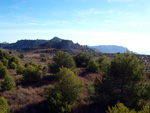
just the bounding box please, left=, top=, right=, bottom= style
left=89, top=45, right=131, bottom=54
left=0, top=37, right=97, bottom=54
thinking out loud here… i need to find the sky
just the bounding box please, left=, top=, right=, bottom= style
left=0, top=0, right=150, bottom=54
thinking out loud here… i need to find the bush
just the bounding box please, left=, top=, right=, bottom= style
left=9, top=50, right=14, bottom=54
left=45, top=86, right=71, bottom=113
left=0, top=96, right=10, bottom=113
left=97, top=56, right=110, bottom=73
left=9, top=56, right=21, bottom=66
left=49, top=51, right=76, bottom=73
left=0, top=50, right=10, bottom=60
left=19, top=53, right=25, bottom=59
left=24, top=61, right=38, bottom=68
left=106, top=102, right=150, bottom=113
left=0, top=58, right=8, bottom=67
left=93, top=52, right=150, bottom=110
left=0, top=61, right=3, bottom=67
left=1, top=75, right=16, bottom=91
left=0, top=66, right=9, bottom=79
left=22, top=65, right=40, bottom=83
left=55, top=68, right=84, bottom=104
left=16, top=64, right=25, bottom=75
left=73, top=52, right=92, bottom=67
left=87, top=59, right=99, bottom=73
left=38, top=64, right=43, bottom=70
left=41, top=57, right=47, bottom=62
left=10, top=62, right=17, bottom=69
left=45, top=68, right=84, bottom=112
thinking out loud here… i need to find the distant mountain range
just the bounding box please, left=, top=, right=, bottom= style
left=89, top=45, right=130, bottom=54
left=0, top=37, right=96, bottom=54
left=0, top=37, right=135, bottom=54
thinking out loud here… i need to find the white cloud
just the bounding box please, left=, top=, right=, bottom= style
left=130, top=22, right=137, bottom=26
left=104, top=20, right=112, bottom=23
left=74, top=8, right=117, bottom=17
left=27, top=23, right=38, bottom=26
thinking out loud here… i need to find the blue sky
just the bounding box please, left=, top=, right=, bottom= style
left=0, top=0, right=150, bottom=54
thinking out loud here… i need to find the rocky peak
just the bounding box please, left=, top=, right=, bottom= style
left=50, top=37, right=62, bottom=42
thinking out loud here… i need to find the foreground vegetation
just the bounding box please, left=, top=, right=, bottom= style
left=0, top=50, right=150, bottom=113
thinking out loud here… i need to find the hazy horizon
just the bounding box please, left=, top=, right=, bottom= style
left=0, top=0, right=150, bottom=54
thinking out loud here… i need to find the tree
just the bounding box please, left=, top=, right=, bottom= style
left=19, top=53, right=25, bottom=59
left=1, top=75, right=16, bottom=91
left=0, top=58, right=8, bottom=67
left=24, top=61, right=38, bottom=68
left=0, top=66, right=9, bottom=79
left=45, top=86, right=71, bottom=113
left=106, top=102, right=150, bottom=113
left=55, top=68, right=84, bottom=104
left=73, top=52, right=92, bottom=67
left=41, top=57, right=47, bottom=62
left=0, top=61, right=3, bottom=67
left=93, top=52, right=150, bottom=110
left=0, top=50, right=10, bottom=60
left=87, top=59, right=99, bottom=73
left=0, top=96, right=10, bottom=113
left=97, top=56, right=110, bottom=73
left=45, top=68, right=84, bottom=112
left=49, top=51, right=76, bottom=73
left=16, top=64, right=25, bottom=75
left=9, top=56, right=21, bottom=67
left=9, top=50, right=14, bottom=54
left=10, top=62, right=17, bottom=69
left=22, top=65, right=40, bottom=83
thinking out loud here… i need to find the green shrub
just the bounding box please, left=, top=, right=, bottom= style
left=43, top=66, right=49, bottom=70
left=45, top=68, right=84, bottom=112
left=38, top=64, right=43, bottom=70
left=106, top=102, right=150, bottom=113
left=10, top=62, right=17, bottom=69
left=45, top=86, right=71, bottom=113
left=9, top=56, right=21, bottom=66
left=0, top=50, right=10, bottom=60
left=9, top=50, right=14, bottom=54
left=19, top=53, right=25, bottom=59
left=73, top=52, right=92, bottom=67
left=49, top=51, right=76, bottom=73
left=0, top=58, right=8, bottom=67
left=93, top=52, right=150, bottom=110
left=87, top=84, right=95, bottom=95
left=0, top=61, right=3, bottom=67
left=0, top=66, right=9, bottom=79
left=87, top=59, right=99, bottom=73
left=22, top=65, right=40, bottom=83
left=24, top=61, right=38, bottom=68
left=55, top=68, right=84, bottom=104
left=97, top=56, right=110, bottom=73
left=42, top=66, right=49, bottom=74
left=0, top=96, right=10, bottom=113
left=16, top=64, right=25, bottom=75
left=1, top=75, right=16, bottom=91
left=41, top=57, right=47, bottom=62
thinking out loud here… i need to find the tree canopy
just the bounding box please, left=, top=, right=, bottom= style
left=93, top=52, right=150, bottom=110
left=49, top=51, right=76, bottom=73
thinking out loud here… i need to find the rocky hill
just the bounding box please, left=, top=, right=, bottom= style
left=1, top=39, right=49, bottom=50
left=0, top=37, right=97, bottom=54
